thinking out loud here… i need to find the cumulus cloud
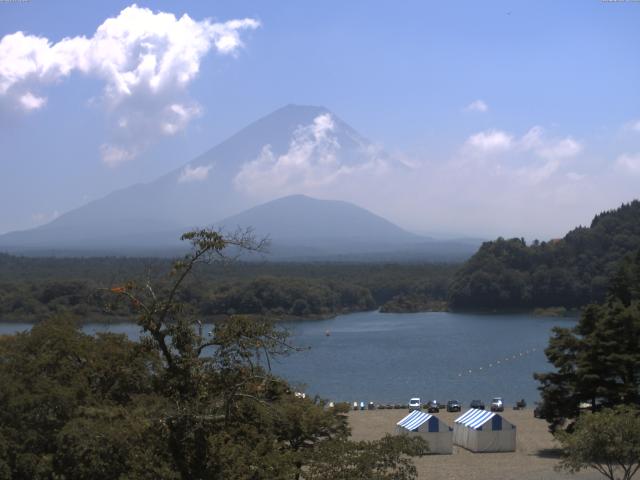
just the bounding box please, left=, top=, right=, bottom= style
left=465, top=130, right=513, bottom=153
left=460, top=126, right=583, bottom=186
left=19, top=92, right=47, bottom=110
left=178, top=164, right=212, bottom=183
left=0, top=4, right=259, bottom=165
left=537, top=137, right=582, bottom=160
left=357, top=129, right=593, bottom=239
left=616, top=153, right=640, bottom=175
left=234, top=114, right=387, bottom=197
left=465, top=99, right=488, bottom=112
left=463, top=126, right=581, bottom=161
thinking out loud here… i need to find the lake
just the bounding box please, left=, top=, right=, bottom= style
left=0, top=311, right=575, bottom=407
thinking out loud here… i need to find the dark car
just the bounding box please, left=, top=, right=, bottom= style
left=533, top=402, right=543, bottom=418
left=446, top=400, right=461, bottom=412
left=427, top=399, right=439, bottom=413
left=470, top=399, right=485, bottom=410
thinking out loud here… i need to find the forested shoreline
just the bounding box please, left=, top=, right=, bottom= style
left=0, top=255, right=456, bottom=322
left=2, top=201, right=640, bottom=323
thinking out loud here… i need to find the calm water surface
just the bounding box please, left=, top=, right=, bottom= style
left=0, top=311, right=575, bottom=406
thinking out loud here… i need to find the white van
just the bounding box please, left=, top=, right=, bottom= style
left=409, top=397, right=421, bottom=411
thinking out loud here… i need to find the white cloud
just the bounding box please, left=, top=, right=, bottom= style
left=100, top=143, right=137, bottom=167
left=234, top=113, right=387, bottom=197
left=162, top=103, right=202, bottom=135
left=465, top=130, right=513, bottom=153
left=465, top=99, right=488, bottom=112
left=536, top=137, right=582, bottom=160
left=178, top=164, right=211, bottom=183
left=459, top=126, right=583, bottom=185
left=519, top=126, right=543, bottom=151
left=518, top=126, right=582, bottom=161
left=616, top=153, right=640, bottom=175
left=19, top=92, right=47, bottom=110
left=0, top=5, right=259, bottom=164
left=464, top=125, right=582, bottom=162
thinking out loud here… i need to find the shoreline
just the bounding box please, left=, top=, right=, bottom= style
left=0, top=306, right=581, bottom=325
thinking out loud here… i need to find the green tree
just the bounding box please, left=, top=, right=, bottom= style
left=556, top=406, right=640, bottom=480
left=0, top=316, right=160, bottom=479
left=105, top=228, right=428, bottom=479
left=306, top=434, right=429, bottom=480
left=535, top=250, right=640, bottom=432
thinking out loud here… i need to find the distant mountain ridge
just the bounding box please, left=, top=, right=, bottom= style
left=217, top=194, right=420, bottom=243
left=448, top=200, right=640, bottom=310
left=0, top=104, right=480, bottom=260
left=0, top=104, right=367, bottom=248
left=211, top=194, right=476, bottom=261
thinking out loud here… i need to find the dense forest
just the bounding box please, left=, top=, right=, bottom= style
left=448, top=201, right=640, bottom=310
left=0, top=255, right=456, bottom=322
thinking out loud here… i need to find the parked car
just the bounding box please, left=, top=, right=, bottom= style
left=427, top=399, right=439, bottom=413
left=533, top=402, right=543, bottom=418
left=446, top=400, right=461, bottom=412
left=409, top=397, right=421, bottom=411
left=470, top=399, right=485, bottom=410
left=490, top=397, right=504, bottom=412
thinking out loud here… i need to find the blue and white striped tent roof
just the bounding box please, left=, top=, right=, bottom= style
left=397, top=410, right=433, bottom=431
left=454, top=409, right=498, bottom=430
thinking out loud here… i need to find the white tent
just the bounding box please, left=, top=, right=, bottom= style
left=396, top=410, right=453, bottom=454
left=453, top=408, right=516, bottom=452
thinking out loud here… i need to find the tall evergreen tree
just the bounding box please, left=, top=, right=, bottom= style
left=535, top=250, right=640, bottom=432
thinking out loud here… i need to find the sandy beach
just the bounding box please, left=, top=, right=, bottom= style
left=348, top=408, right=602, bottom=480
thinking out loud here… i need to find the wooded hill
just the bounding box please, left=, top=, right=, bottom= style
left=448, top=201, right=640, bottom=310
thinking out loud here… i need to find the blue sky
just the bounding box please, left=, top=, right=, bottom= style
left=1, top=0, right=639, bottom=238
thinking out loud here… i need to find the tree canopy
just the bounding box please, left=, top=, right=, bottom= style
left=556, top=405, right=640, bottom=480
left=449, top=201, right=640, bottom=310
left=534, top=249, right=640, bottom=432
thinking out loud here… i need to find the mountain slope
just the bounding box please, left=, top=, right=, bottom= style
left=217, top=194, right=420, bottom=244
left=448, top=200, right=640, bottom=310
left=0, top=105, right=371, bottom=249
left=211, top=195, right=480, bottom=261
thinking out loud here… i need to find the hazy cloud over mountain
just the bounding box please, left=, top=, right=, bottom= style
left=178, top=164, right=212, bottom=183
left=234, top=113, right=388, bottom=198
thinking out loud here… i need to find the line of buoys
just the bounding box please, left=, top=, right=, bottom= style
left=455, top=347, right=542, bottom=377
